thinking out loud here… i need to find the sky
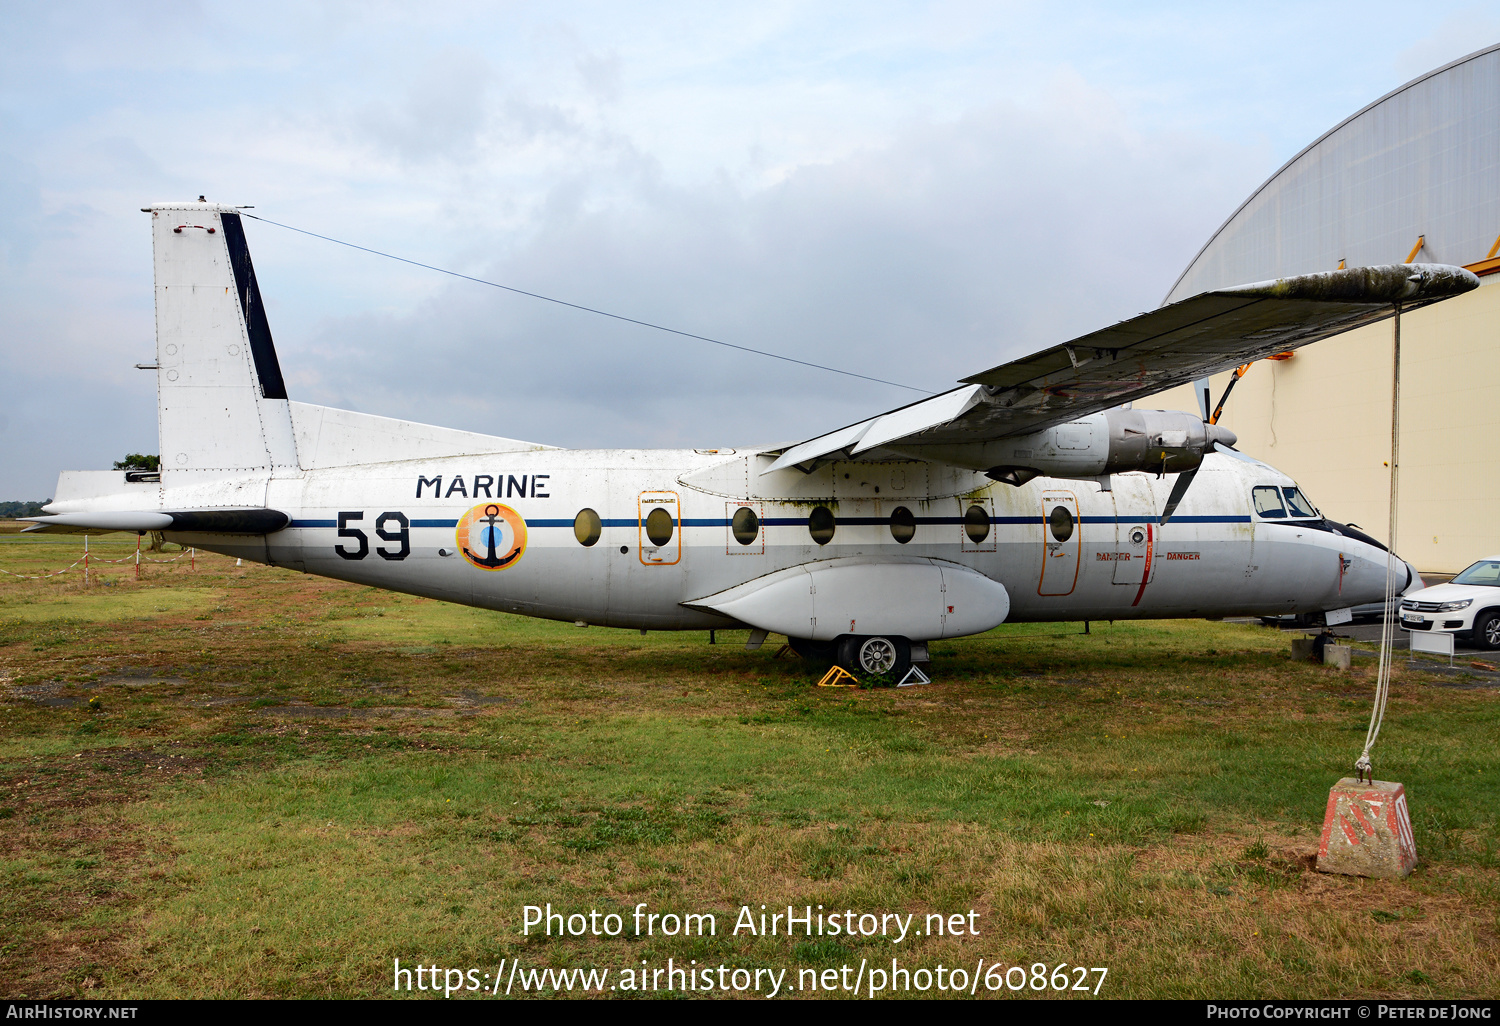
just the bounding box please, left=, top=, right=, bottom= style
left=3, top=1, right=1499, bottom=498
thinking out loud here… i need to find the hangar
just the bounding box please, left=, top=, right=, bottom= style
left=1155, top=43, right=1500, bottom=575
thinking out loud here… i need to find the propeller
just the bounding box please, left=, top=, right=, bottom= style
left=1206, top=364, right=1261, bottom=464
left=1159, top=365, right=1254, bottom=525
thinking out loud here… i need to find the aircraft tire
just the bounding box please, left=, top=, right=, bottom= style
left=837, top=635, right=911, bottom=682
left=1473, top=610, right=1500, bottom=650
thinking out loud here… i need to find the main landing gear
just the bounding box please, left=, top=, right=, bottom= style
left=789, top=634, right=913, bottom=681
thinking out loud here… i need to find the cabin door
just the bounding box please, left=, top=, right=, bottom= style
left=1037, top=489, right=1081, bottom=596
left=637, top=490, right=681, bottom=565
left=1110, top=474, right=1157, bottom=586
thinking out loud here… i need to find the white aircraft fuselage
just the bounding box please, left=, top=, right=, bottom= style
left=33, top=200, right=1426, bottom=669
left=141, top=447, right=1401, bottom=632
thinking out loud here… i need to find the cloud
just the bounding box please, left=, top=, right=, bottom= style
left=27, top=2, right=1466, bottom=495
left=353, top=48, right=497, bottom=164
left=0, top=149, right=45, bottom=270
left=576, top=49, right=623, bottom=103
left=287, top=77, right=1262, bottom=453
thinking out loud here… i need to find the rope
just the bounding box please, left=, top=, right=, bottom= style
left=142, top=550, right=193, bottom=564
left=0, top=560, right=84, bottom=580
left=1, top=546, right=193, bottom=578
left=1357, top=302, right=1401, bottom=782
left=243, top=213, right=935, bottom=395
left=89, top=549, right=191, bottom=564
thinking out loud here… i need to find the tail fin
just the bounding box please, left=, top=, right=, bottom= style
left=147, top=201, right=298, bottom=474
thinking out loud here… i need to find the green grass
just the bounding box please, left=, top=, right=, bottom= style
left=0, top=587, right=219, bottom=622
left=1, top=527, right=1498, bottom=999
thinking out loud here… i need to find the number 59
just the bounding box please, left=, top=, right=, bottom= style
left=335, top=511, right=409, bottom=561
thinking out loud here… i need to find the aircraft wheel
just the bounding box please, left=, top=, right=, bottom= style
left=1474, top=611, right=1500, bottom=650
left=838, top=635, right=911, bottom=681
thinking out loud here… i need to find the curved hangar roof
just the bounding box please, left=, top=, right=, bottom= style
left=1166, top=42, right=1500, bottom=303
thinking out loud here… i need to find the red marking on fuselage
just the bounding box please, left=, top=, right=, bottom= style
left=1131, top=524, right=1154, bottom=607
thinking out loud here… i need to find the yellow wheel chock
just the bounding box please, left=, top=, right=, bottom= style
left=816, top=666, right=860, bottom=688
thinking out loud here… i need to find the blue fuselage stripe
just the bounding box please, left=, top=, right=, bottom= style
left=293, top=514, right=1254, bottom=530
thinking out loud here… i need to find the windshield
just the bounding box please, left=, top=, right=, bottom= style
left=1283, top=486, right=1319, bottom=518
left=1451, top=560, right=1500, bottom=586
left=1252, top=486, right=1285, bottom=518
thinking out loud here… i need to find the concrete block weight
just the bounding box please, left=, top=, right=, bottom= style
left=1316, top=778, right=1417, bottom=879
left=1289, top=637, right=1351, bottom=668
left=1323, top=644, right=1351, bottom=669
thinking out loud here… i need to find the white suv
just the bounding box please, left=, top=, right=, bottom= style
left=1399, top=555, right=1500, bottom=649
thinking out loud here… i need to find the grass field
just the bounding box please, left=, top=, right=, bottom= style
left=1, top=525, right=1497, bottom=1000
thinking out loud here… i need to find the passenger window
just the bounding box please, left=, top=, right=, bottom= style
left=966, top=504, right=992, bottom=544
left=808, top=506, right=836, bottom=546
left=1047, top=505, right=1073, bottom=543
left=731, top=506, right=759, bottom=546
left=645, top=507, right=674, bottom=546
left=889, top=506, right=916, bottom=544
left=1252, top=486, right=1286, bottom=518
left=1283, top=486, right=1318, bottom=518
left=573, top=508, right=602, bottom=547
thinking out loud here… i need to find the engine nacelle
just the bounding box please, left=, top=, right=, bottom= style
left=1099, top=408, right=1238, bottom=474
left=902, top=410, right=1237, bottom=485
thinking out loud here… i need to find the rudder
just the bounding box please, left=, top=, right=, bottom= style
left=147, top=200, right=297, bottom=475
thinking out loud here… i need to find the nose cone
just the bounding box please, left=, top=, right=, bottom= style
left=1337, top=543, right=1413, bottom=608
left=1207, top=423, right=1238, bottom=449
left=1401, top=560, right=1422, bottom=594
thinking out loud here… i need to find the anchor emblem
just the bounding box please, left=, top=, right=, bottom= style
left=456, top=502, right=528, bottom=571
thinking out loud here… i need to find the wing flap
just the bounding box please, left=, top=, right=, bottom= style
left=850, top=385, right=984, bottom=455
left=764, top=418, right=878, bottom=474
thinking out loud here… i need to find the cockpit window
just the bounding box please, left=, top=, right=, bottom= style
left=1252, top=486, right=1286, bottom=518
left=1283, top=486, right=1318, bottom=518
left=1452, top=560, right=1500, bottom=586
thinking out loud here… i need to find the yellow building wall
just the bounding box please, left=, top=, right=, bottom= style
left=1151, top=275, right=1500, bottom=574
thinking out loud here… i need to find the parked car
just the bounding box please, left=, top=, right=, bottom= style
left=1399, top=555, right=1500, bottom=650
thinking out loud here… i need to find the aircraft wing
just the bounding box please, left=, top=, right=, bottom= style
left=765, top=263, right=1479, bottom=472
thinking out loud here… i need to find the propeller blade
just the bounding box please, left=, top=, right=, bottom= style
left=1209, top=363, right=1252, bottom=425
left=1159, top=467, right=1197, bottom=525
left=1194, top=376, right=1212, bottom=422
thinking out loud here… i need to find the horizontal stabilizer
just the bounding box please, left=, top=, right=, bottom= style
left=22, top=509, right=290, bottom=535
